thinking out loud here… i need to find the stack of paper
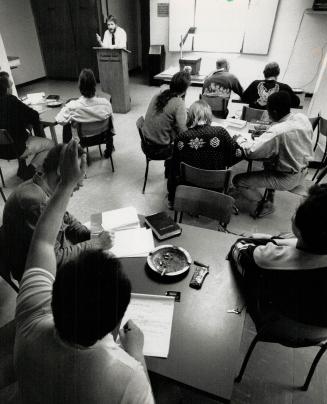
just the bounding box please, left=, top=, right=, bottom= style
left=100, top=207, right=140, bottom=231
left=120, top=293, right=175, bottom=358
left=109, top=228, right=154, bottom=258
left=27, top=92, right=45, bottom=104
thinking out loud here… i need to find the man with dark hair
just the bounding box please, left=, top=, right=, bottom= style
left=1, top=144, right=113, bottom=281
left=0, top=71, right=54, bottom=179
left=233, top=91, right=313, bottom=217
left=14, top=140, right=154, bottom=403
left=242, top=62, right=300, bottom=109
left=228, top=184, right=327, bottom=327
left=96, top=14, right=127, bottom=49
left=202, top=58, right=243, bottom=113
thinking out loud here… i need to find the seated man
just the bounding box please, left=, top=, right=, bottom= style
left=56, top=68, right=113, bottom=157
left=0, top=71, right=54, bottom=180
left=202, top=58, right=243, bottom=118
left=167, top=100, right=244, bottom=207
left=228, top=184, right=327, bottom=327
left=2, top=144, right=112, bottom=282
left=242, top=62, right=300, bottom=110
left=233, top=91, right=313, bottom=217
left=14, top=140, right=154, bottom=403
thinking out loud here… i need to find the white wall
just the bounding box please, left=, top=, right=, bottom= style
left=0, top=0, right=45, bottom=85
left=308, top=54, right=327, bottom=118
left=150, top=0, right=320, bottom=91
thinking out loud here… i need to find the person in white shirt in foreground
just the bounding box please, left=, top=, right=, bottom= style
left=96, top=15, right=127, bottom=49
left=14, top=140, right=154, bottom=404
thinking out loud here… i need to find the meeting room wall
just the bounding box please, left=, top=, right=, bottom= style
left=0, top=0, right=45, bottom=85
left=150, top=0, right=322, bottom=92
left=101, top=0, right=141, bottom=70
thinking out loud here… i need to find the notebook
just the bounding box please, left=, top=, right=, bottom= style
left=144, top=212, right=182, bottom=241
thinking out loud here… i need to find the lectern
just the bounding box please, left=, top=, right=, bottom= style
left=93, top=47, right=131, bottom=113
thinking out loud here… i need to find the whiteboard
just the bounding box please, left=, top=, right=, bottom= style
left=168, top=0, right=195, bottom=52
left=194, top=0, right=248, bottom=53
left=168, top=0, right=280, bottom=55
left=242, top=0, right=279, bottom=55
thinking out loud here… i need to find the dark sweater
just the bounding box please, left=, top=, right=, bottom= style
left=242, top=80, right=300, bottom=109
left=2, top=173, right=91, bottom=281
left=0, top=94, right=41, bottom=156
left=202, top=71, right=243, bottom=99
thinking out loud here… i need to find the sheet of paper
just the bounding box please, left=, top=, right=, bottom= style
left=109, top=228, right=154, bottom=258
left=120, top=293, right=175, bottom=358
left=27, top=92, right=45, bottom=104
left=101, top=207, right=139, bottom=231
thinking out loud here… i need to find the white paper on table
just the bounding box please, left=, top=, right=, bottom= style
left=109, top=228, right=154, bottom=258
left=27, top=92, right=45, bottom=104
left=101, top=207, right=139, bottom=231
left=120, top=293, right=175, bottom=358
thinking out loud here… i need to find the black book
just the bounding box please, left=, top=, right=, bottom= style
left=144, top=212, right=182, bottom=240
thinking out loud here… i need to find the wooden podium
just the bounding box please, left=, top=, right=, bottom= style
left=93, top=47, right=131, bottom=113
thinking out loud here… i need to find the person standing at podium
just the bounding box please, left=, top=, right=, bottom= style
left=96, top=15, right=127, bottom=49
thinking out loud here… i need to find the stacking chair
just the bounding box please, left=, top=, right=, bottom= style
left=200, top=94, right=228, bottom=119
left=136, top=116, right=173, bottom=194
left=173, top=185, right=235, bottom=230
left=311, top=115, right=327, bottom=181
left=72, top=117, right=115, bottom=172
left=235, top=313, right=327, bottom=391
left=180, top=162, right=231, bottom=194
left=0, top=129, right=20, bottom=188
left=241, top=106, right=269, bottom=123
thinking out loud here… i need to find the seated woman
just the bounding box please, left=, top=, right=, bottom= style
left=142, top=71, right=191, bottom=159
left=167, top=100, right=244, bottom=207
left=228, top=184, right=327, bottom=327
left=56, top=68, right=113, bottom=157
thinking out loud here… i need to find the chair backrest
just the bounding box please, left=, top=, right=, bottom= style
left=201, top=94, right=228, bottom=113
left=241, top=106, right=269, bottom=123
left=0, top=129, right=19, bottom=160
left=136, top=116, right=146, bottom=144
left=77, top=118, right=110, bottom=138
left=180, top=162, right=231, bottom=194
left=174, top=185, right=235, bottom=228
left=319, top=116, right=327, bottom=137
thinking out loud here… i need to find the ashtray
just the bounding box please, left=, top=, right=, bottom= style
left=147, top=245, right=191, bottom=277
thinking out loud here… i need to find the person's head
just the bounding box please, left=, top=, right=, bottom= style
left=187, top=100, right=212, bottom=128
left=292, top=184, right=327, bottom=254
left=216, top=58, right=229, bottom=72
left=263, top=62, right=280, bottom=79
left=106, top=15, right=118, bottom=33
left=0, top=71, right=11, bottom=96
left=155, top=71, right=191, bottom=113
left=78, top=68, right=96, bottom=98
left=42, top=144, right=85, bottom=191
left=267, top=91, right=291, bottom=122
left=52, top=251, right=131, bottom=347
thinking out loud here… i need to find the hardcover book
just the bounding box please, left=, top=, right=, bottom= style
left=145, top=212, right=182, bottom=240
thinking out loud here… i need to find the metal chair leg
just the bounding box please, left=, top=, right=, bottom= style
left=301, top=343, right=327, bottom=391
left=178, top=212, right=183, bottom=223
left=316, top=165, right=327, bottom=184
left=313, top=132, right=320, bottom=152
left=235, top=334, right=261, bottom=383
left=0, top=166, right=5, bottom=187
left=252, top=188, right=269, bottom=219
left=0, top=187, right=6, bottom=202
left=142, top=159, right=149, bottom=194
left=98, top=145, right=103, bottom=158
left=110, top=156, right=114, bottom=172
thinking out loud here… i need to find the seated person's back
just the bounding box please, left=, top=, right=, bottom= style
left=242, top=62, right=300, bottom=109
left=15, top=141, right=154, bottom=404
left=142, top=71, right=190, bottom=146
left=229, top=184, right=327, bottom=326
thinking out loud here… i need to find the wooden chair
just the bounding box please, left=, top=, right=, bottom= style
left=0, top=129, right=20, bottom=188
left=241, top=106, right=269, bottom=123
left=136, top=116, right=173, bottom=194
left=180, top=162, right=231, bottom=194
left=235, top=314, right=327, bottom=391
left=311, top=116, right=327, bottom=181
left=173, top=185, right=235, bottom=229
left=200, top=94, right=228, bottom=118
left=72, top=117, right=115, bottom=172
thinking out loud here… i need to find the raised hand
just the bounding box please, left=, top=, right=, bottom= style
left=60, top=140, right=87, bottom=188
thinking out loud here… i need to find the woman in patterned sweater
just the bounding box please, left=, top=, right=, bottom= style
left=167, top=100, right=244, bottom=206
